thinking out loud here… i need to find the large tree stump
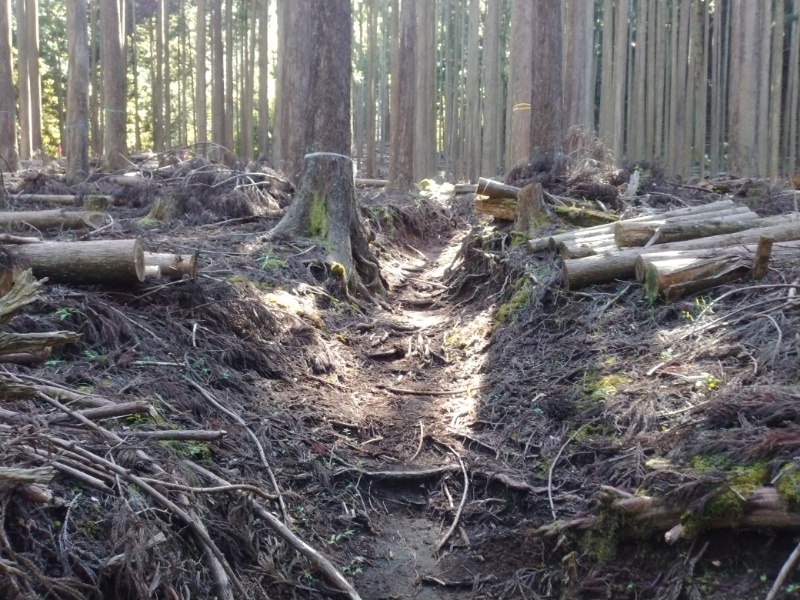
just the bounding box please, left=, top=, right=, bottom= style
left=267, top=153, right=388, bottom=306
left=515, top=182, right=553, bottom=236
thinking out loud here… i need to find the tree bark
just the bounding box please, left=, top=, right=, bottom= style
left=476, top=177, right=522, bottom=199
left=196, top=0, right=208, bottom=143
left=16, top=0, right=30, bottom=160
left=515, top=183, right=553, bottom=236
left=268, top=153, right=387, bottom=305
left=481, top=0, right=501, bottom=177
left=0, top=0, right=19, bottom=171
left=387, top=0, right=416, bottom=191
left=257, top=0, right=269, bottom=158
left=530, top=0, right=564, bottom=169
left=8, top=239, right=145, bottom=284
left=506, top=0, right=533, bottom=168
left=211, top=0, right=226, bottom=152
left=101, top=0, right=127, bottom=170
left=413, top=0, right=436, bottom=181
left=25, top=0, right=42, bottom=154
left=65, top=0, right=90, bottom=184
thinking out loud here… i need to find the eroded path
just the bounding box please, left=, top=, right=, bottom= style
left=325, top=231, right=526, bottom=600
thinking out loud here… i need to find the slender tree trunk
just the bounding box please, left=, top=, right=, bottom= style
left=101, top=0, right=127, bottom=170
left=530, top=0, right=563, bottom=162
left=627, top=0, right=647, bottom=161
left=242, top=1, right=256, bottom=159
left=768, top=0, right=783, bottom=179
left=444, top=0, right=455, bottom=178
left=728, top=0, right=760, bottom=176
left=785, top=0, right=800, bottom=174
left=464, top=0, right=481, bottom=181
left=25, top=0, right=42, bottom=153
left=612, top=0, right=629, bottom=163
left=257, top=0, right=269, bottom=158
left=224, top=0, right=234, bottom=151
left=66, top=0, right=90, bottom=184
left=154, top=0, right=165, bottom=150
left=130, top=0, right=140, bottom=151
left=564, top=0, right=596, bottom=155
left=507, top=0, right=533, bottom=168
left=480, top=0, right=500, bottom=176
left=598, top=0, right=614, bottom=149
left=211, top=0, right=225, bottom=151
left=414, top=0, right=437, bottom=181
left=387, top=0, right=416, bottom=190
left=0, top=0, right=19, bottom=171
left=90, top=0, right=101, bottom=156
left=196, top=0, right=207, bottom=144
left=16, top=0, right=31, bottom=160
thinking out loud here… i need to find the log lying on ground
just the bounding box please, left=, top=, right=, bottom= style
left=354, top=178, right=388, bottom=188
left=144, top=252, right=198, bottom=280
left=8, top=239, right=145, bottom=284
left=530, top=199, right=736, bottom=252
left=600, top=485, right=800, bottom=543
left=454, top=183, right=478, bottom=195
left=16, top=194, right=114, bottom=210
left=477, top=195, right=616, bottom=226
left=615, top=212, right=795, bottom=247
left=636, top=239, right=800, bottom=301
left=475, top=196, right=516, bottom=221
left=477, top=177, right=521, bottom=199
left=0, top=209, right=109, bottom=230
left=562, top=221, right=800, bottom=289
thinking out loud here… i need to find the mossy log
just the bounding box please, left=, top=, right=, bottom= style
left=144, top=251, right=198, bottom=280
left=145, top=191, right=185, bottom=222
left=615, top=212, right=792, bottom=247
left=558, top=233, right=617, bottom=258
left=474, top=196, right=517, bottom=221
left=600, top=485, right=800, bottom=544
left=0, top=209, right=109, bottom=230
left=266, top=152, right=388, bottom=307
left=8, top=239, right=145, bottom=284
left=563, top=220, right=800, bottom=289
left=552, top=205, right=618, bottom=226
left=530, top=199, right=736, bottom=253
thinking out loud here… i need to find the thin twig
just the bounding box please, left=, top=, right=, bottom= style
left=410, top=421, right=425, bottom=461
left=434, top=445, right=469, bottom=554
left=184, top=461, right=363, bottom=600
left=185, top=378, right=290, bottom=525
left=139, top=478, right=278, bottom=501
left=377, top=383, right=487, bottom=396
left=549, top=429, right=583, bottom=520
left=766, top=541, right=800, bottom=600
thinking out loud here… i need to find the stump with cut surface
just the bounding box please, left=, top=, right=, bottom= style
left=267, top=153, right=387, bottom=305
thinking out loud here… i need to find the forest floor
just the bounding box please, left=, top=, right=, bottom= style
left=2, top=153, right=800, bottom=600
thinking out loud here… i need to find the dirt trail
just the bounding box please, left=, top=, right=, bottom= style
left=340, top=231, right=506, bottom=599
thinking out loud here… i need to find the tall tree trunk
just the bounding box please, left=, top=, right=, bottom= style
left=89, top=0, right=101, bottom=156
left=728, top=0, right=761, bottom=176
left=480, top=0, right=500, bottom=177
left=224, top=0, right=234, bottom=151
left=785, top=0, right=800, bottom=175
left=66, top=0, right=90, bottom=184
left=612, top=0, right=629, bottom=163
left=598, top=0, right=614, bottom=151
left=767, top=0, right=782, bottom=179
left=387, top=0, right=416, bottom=190
left=211, top=0, right=225, bottom=151
left=130, top=0, right=140, bottom=151
left=241, top=1, right=255, bottom=159
left=564, top=0, right=596, bottom=154
left=101, top=0, right=127, bottom=170
left=627, top=0, right=647, bottom=161
left=365, top=0, right=377, bottom=177
left=257, top=0, right=269, bottom=159
left=413, top=0, right=437, bottom=180
left=16, top=0, right=31, bottom=160
left=464, top=0, right=481, bottom=181
left=0, top=0, right=19, bottom=171
left=530, top=0, right=563, bottom=163
left=25, top=0, right=42, bottom=153
left=506, top=0, right=533, bottom=168
left=154, top=0, right=165, bottom=150
left=196, top=0, right=208, bottom=143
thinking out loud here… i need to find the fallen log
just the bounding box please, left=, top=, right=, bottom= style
left=354, top=178, right=387, bottom=188
left=15, top=194, right=114, bottom=209
left=476, top=177, right=521, bottom=199
left=454, top=183, right=478, bottom=195
left=636, top=240, right=800, bottom=301
left=601, top=485, right=800, bottom=543
left=48, top=400, right=153, bottom=424
left=144, top=252, right=198, bottom=280
left=530, top=199, right=736, bottom=252
left=475, top=196, right=516, bottom=221
left=0, top=209, right=109, bottom=230
left=8, top=239, right=146, bottom=284
left=615, top=212, right=794, bottom=247
left=562, top=221, right=800, bottom=289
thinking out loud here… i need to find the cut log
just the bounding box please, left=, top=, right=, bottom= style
left=559, top=236, right=617, bottom=259
left=477, top=177, right=521, bottom=199
left=0, top=209, right=109, bottom=230
left=144, top=252, right=198, bottom=280
left=601, top=485, right=800, bottom=542
left=752, top=236, right=773, bottom=280
left=48, top=400, right=153, bottom=424
left=354, top=178, right=388, bottom=188
left=636, top=240, right=800, bottom=301
left=553, top=204, right=618, bottom=226
left=514, top=183, right=552, bottom=236
left=562, top=221, right=800, bottom=289
left=615, top=212, right=794, bottom=247
left=16, top=194, right=113, bottom=209
left=8, top=239, right=145, bottom=284
left=530, top=199, right=736, bottom=252
left=454, top=183, right=478, bottom=195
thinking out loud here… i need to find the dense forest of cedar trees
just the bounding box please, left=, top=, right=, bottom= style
left=0, top=0, right=800, bottom=184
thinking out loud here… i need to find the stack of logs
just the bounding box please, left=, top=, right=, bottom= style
left=0, top=193, right=197, bottom=293
left=502, top=188, right=800, bottom=300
